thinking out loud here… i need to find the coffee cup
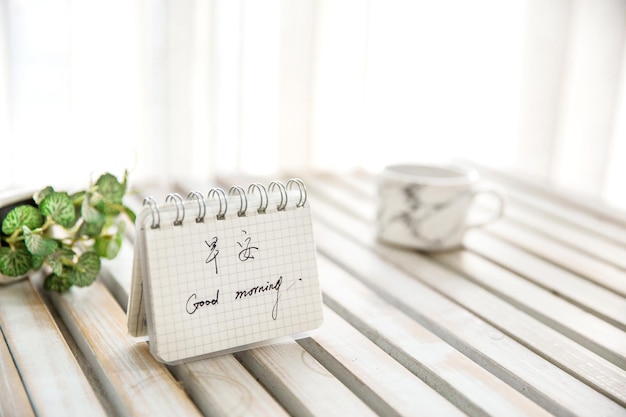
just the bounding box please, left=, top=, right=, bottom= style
left=376, top=163, right=504, bottom=251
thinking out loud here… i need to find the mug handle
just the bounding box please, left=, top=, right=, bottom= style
left=466, top=187, right=505, bottom=229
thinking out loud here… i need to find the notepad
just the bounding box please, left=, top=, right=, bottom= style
left=126, top=180, right=324, bottom=364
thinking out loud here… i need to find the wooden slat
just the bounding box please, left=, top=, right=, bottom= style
left=315, top=256, right=554, bottom=417
left=169, top=354, right=290, bottom=417
left=460, top=174, right=626, bottom=263
left=468, top=192, right=626, bottom=296
left=379, top=241, right=626, bottom=403
left=0, top=278, right=107, bottom=417
left=466, top=173, right=626, bottom=298
left=483, top=218, right=626, bottom=297
left=471, top=162, right=626, bottom=227
left=47, top=280, right=203, bottom=417
left=478, top=197, right=626, bottom=271
left=0, top=327, right=35, bottom=417
left=315, top=225, right=626, bottom=415
left=235, top=343, right=378, bottom=417
left=465, top=230, right=626, bottom=331
left=305, top=175, right=626, bottom=408
left=433, top=249, right=626, bottom=367
left=299, top=306, right=467, bottom=417
left=492, top=185, right=626, bottom=247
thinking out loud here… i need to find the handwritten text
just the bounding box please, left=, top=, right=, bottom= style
left=186, top=290, right=220, bottom=315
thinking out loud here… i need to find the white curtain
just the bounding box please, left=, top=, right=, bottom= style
left=1, top=0, right=625, bottom=208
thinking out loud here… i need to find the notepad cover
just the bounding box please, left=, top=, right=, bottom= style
left=133, top=198, right=323, bottom=364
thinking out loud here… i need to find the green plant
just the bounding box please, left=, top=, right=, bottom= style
left=0, top=171, right=136, bottom=291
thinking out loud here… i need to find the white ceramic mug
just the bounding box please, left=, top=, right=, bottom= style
left=376, top=163, right=504, bottom=251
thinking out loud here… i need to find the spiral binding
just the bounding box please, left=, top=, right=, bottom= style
left=164, top=193, right=185, bottom=225
left=248, top=183, right=268, bottom=214
left=142, top=179, right=308, bottom=229
left=186, top=191, right=205, bottom=223
left=228, top=186, right=247, bottom=217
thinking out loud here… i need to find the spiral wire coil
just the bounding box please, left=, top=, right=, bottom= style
left=143, top=179, right=307, bottom=229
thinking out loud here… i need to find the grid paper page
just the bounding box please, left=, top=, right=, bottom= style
left=140, top=203, right=323, bottom=364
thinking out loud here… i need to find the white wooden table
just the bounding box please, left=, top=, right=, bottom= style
left=1, top=168, right=625, bottom=417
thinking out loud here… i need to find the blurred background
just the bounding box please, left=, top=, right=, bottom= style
left=1, top=0, right=625, bottom=208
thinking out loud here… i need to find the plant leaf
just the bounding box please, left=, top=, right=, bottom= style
left=23, top=226, right=57, bottom=256
left=46, top=251, right=63, bottom=276
left=81, top=196, right=104, bottom=224
left=0, top=246, right=32, bottom=277
left=95, top=235, right=118, bottom=260
left=70, top=190, right=86, bottom=205
left=44, top=273, right=73, bottom=292
left=121, top=169, right=129, bottom=190
left=77, top=219, right=104, bottom=238
left=72, top=251, right=100, bottom=287
left=81, top=195, right=106, bottom=235
left=34, top=186, right=54, bottom=205
left=46, top=247, right=75, bottom=276
left=96, top=173, right=125, bottom=204
left=95, top=222, right=125, bottom=259
left=92, top=173, right=128, bottom=216
left=40, top=192, right=75, bottom=227
left=123, top=206, right=136, bottom=223
left=31, top=255, right=44, bottom=270
left=94, top=236, right=113, bottom=259
left=1, top=205, right=43, bottom=235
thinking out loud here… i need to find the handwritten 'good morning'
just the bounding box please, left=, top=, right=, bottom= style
left=186, top=275, right=303, bottom=321
left=185, top=231, right=302, bottom=320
